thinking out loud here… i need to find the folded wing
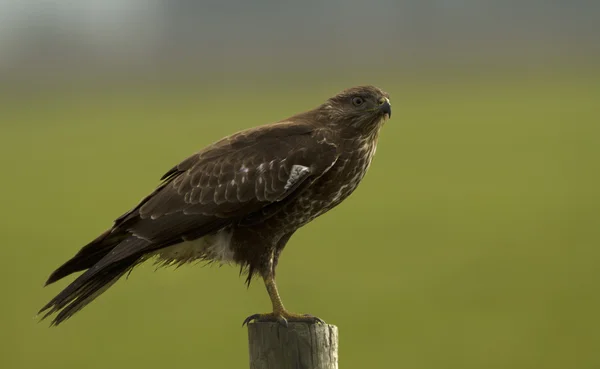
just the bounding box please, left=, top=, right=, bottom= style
left=40, top=121, right=338, bottom=325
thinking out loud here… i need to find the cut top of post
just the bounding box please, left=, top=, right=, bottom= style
left=247, top=322, right=338, bottom=369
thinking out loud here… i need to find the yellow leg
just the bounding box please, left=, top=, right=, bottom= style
left=265, top=275, right=285, bottom=314
left=243, top=274, right=324, bottom=327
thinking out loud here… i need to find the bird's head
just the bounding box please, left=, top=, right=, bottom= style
left=319, top=85, right=391, bottom=135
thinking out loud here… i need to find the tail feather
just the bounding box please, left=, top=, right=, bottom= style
left=45, top=230, right=127, bottom=285
left=40, top=235, right=151, bottom=325
left=39, top=256, right=139, bottom=325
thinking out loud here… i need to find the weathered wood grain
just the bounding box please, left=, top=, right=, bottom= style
left=248, top=322, right=338, bottom=369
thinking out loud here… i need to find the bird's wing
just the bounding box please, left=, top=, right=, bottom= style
left=39, top=122, right=339, bottom=324
left=105, top=121, right=339, bottom=261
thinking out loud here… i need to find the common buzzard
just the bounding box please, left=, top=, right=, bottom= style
left=40, top=85, right=391, bottom=326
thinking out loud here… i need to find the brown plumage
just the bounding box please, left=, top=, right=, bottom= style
left=40, top=85, right=391, bottom=326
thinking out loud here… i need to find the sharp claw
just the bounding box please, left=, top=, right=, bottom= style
left=276, top=316, right=288, bottom=328
left=243, top=312, right=325, bottom=327
left=242, top=314, right=260, bottom=327
left=303, top=314, right=325, bottom=324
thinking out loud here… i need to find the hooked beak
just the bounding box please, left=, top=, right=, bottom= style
left=378, top=97, right=391, bottom=118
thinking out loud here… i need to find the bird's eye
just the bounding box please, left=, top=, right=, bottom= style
left=352, top=97, right=364, bottom=106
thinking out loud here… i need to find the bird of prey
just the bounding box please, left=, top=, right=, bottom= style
left=40, top=85, right=391, bottom=326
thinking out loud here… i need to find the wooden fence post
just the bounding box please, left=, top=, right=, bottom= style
left=247, top=322, right=338, bottom=369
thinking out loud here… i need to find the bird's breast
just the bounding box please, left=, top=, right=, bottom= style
left=317, top=137, right=378, bottom=207
left=272, top=136, right=379, bottom=230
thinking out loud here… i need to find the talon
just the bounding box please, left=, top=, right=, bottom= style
left=242, top=311, right=325, bottom=327
left=242, top=314, right=261, bottom=326
left=276, top=316, right=288, bottom=328
left=303, top=314, right=325, bottom=324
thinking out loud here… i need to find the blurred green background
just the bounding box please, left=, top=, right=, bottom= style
left=1, top=2, right=600, bottom=369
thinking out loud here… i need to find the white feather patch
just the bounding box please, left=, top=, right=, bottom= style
left=153, top=228, right=234, bottom=266
left=285, top=165, right=310, bottom=190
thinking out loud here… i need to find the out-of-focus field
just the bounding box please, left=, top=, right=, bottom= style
left=1, top=70, right=599, bottom=369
